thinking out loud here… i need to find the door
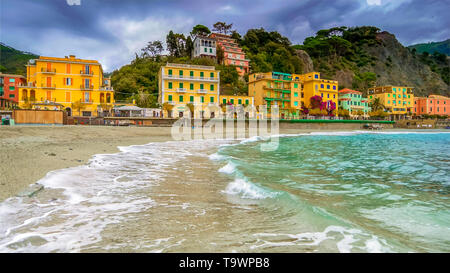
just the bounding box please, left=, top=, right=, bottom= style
left=47, top=77, right=51, bottom=88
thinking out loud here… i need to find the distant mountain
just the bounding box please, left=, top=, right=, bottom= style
left=0, top=43, right=38, bottom=76
left=408, top=39, right=450, bottom=56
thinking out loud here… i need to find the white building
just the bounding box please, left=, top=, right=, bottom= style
left=193, top=36, right=216, bottom=59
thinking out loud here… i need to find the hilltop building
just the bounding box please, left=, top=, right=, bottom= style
left=17, top=55, right=114, bottom=117
left=0, top=73, right=26, bottom=109
left=338, top=88, right=371, bottom=117
left=413, top=95, right=449, bottom=116
left=210, top=33, right=249, bottom=76
left=368, top=86, right=414, bottom=118
left=192, top=36, right=216, bottom=59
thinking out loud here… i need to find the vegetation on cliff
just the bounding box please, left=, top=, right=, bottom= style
left=0, top=43, right=38, bottom=75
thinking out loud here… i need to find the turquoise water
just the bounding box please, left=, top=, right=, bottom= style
left=217, top=132, right=450, bottom=252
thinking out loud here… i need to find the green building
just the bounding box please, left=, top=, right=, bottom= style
left=338, top=88, right=371, bottom=117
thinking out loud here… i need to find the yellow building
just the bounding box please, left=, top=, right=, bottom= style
left=295, top=72, right=338, bottom=115
left=248, top=71, right=302, bottom=119
left=220, top=95, right=255, bottom=118
left=18, top=55, right=114, bottom=117
left=368, top=86, right=414, bottom=116
left=158, top=63, right=220, bottom=118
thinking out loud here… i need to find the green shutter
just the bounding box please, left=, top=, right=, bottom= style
left=179, top=83, right=183, bottom=88
left=245, top=99, right=249, bottom=105
left=190, top=96, right=194, bottom=102
left=168, top=69, right=172, bottom=75
left=168, top=82, right=172, bottom=89
left=230, top=99, right=234, bottom=104
left=190, top=71, right=194, bottom=77
left=190, top=83, right=194, bottom=90
left=210, top=72, right=214, bottom=78
left=238, top=99, right=242, bottom=104
left=168, top=95, right=172, bottom=101
left=223, top=98, right=226, bottom=104
left=200, top=84, right=204, bottom=90
left=179, top=70, right=183, bottom=76
left=200, top=72, right=204, bottom=78
left=201, top=96, right=204, bottom=103
left=210, top=96, right=214, bottom=103
left=210, top=84, right=214, bottom=91
left=179, top=95, right=183, bottom=102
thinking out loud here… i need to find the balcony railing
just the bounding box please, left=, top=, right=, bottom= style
left=80, top=85, right=94, bottom=90
left=41, top=68, right=56, bottom=74
left=18, top=82, right=36, bottom=87
left=99, top=86, right=114, bottom=91
left=81, top=100, right=94, bottom=104
left=163, top=74, right=219, bottom=82
left=80, top=70, right=94, bottom=76
left=197, top=89, right=208, bottom=93
left=176, top=88, right=187, bottom=93
left=41, top=84, right=56, bottom=89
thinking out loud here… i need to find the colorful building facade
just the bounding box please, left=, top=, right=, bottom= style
left=413, top=95, right=449, bottom=116
left=338, top=88, right=371, bottom=116
left=17, top=55, right=114, bottom=116
left=158, top=63, right=220, bottom=118
left=368, top=86, right=414, bottom=116
left=210, top=33, right=249, bottom=76
left=192, top=36, right=217, bottom=59
left=0, top=73, right=26, bottom=109
left=295, top=72, right=339, bottom=115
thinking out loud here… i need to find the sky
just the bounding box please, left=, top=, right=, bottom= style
left=1, top=0, right=449, bottom=72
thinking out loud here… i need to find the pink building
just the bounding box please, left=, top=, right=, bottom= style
left=209, top=33, right=250, bottom=76
left=413, top=95, right=450, bottom=116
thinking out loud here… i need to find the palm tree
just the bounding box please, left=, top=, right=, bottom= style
left=162, top=102, right=174, bottom=118
left=370, top=98, right=383, bottom=111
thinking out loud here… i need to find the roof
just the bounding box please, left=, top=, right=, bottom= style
left=429, top=94, right=449, bottom=99
left=115, top=105, right=143, bottom=111
left=0, top=73, right=25, bottom=79
left=339, top=88, right=362, bottom=94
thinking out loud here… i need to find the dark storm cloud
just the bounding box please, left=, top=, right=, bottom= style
left=1, top=0, right=448, bottom=71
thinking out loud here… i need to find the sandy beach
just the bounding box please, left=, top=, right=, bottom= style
left=0, top=126, right=175, bottom=201
left=0, top=125, right=310, bottom=201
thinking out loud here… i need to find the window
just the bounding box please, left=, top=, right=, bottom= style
left=327, top=94, right=330, bottom=98
left=201, top=96, right=204, bottom=103
left=393, top=88, right=396, bottom=91
left=294, top=101, right=298, bottom=106
left=210, top=72, right=214, bottom=78
left=314, top=74, right=318, bottom=79
left=9, top=86, right=15, bottom=91
left=179, top=83, right=183, bottom=89
left=333, top=94, right=335, bottom=99
left=179, top=95, right=184, bottom=102
left=333, top=86, right=336, bottom=90
left=327, top=85, right=330, bottom=89
left=9, top=78, right=15, bottom=83
left=294, top=83, right=298, bottom=88
left=65, top=78, right=72, bottom=85
left=230, top=99, right=234, bottom=104
left=388, top=100, right=390, bottom=104
left=320, top=84, right=324, bottom=88
left=245, top=99, right=249, bottom=105
left=238, top=99, right=242, bottom=105
left=388, top=94, right=390, bottom=97
left=179, top=70, right=183, bottom=77
left=223, top=98, right=226, bottom=104
left=190, top=83, right=194, bottom=90
left=210, top=96, right=214, bottom=103
left=430, top=107, right=432, bottom=112
left=209, top=48, right=212, bottom=53
left=168, top=82, right=172, bottom=89
left=200, top=83, right=204, bottom=90
left=168, top=95, right=173, bottom=102
left=190, top=71, right=194, bottom=77
left=294, top=92, right=298, bottom=97
left=321, top=93, right=323, bottom=97
left=200, top=72, right=204, bottom=78
left=210, top=84, right=214, bottom=91
left=168, top=69, right=172, bottom=76
left=204, top=48, right=207, bottom=52
left=9, top=94, right=14, bottom=98
left=190, top=96, right=194, bottom=102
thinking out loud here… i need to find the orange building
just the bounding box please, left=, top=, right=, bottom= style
left=210, top=33, right=249, bottom=76
left=413, top=95, right=450, bottom=116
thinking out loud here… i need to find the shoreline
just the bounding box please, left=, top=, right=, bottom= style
left=0, top=125, right=447, bottom=201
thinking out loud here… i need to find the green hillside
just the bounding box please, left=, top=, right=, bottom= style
left=408, top=39, right=450, bottom=56
left=0, top=43, right=38, bottom=76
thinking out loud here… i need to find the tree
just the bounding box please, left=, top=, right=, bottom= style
left=338, top=108, right=350, bottom=118
left=141, top=41, right=163, bottom=58
left=135, top=91, right=158, bottom=108
left=166, top=31, right=188, bottom=57
left=191, top=24, right=211, bottom=38
left=216, top=45, right=224, bottom=64
left=213, top=22, right=233, bottom=34
left=369, top=97, right=383, bottom=111
left=162, top=102, right=174, bottom=118
left=71, top=100, right=86, bottom=116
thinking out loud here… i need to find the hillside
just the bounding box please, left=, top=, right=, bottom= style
left=0, top=43, right=38, bottom=76
left=408, top=39, right=450, bottom=56
left=295, top=27, right=449, bottom=97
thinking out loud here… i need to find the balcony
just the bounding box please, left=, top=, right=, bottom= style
left=100, top=86, right=114, bottom=91
left=18, top=82, right=36, bottom=88
left=41, top=83, right=56, bottom=89
left=81, top=100, right=94, bottom=104
left=80, top=85, right=94, bottom=90
left=163, top=74, right=219, bottom=82
left=41, top=68, right=56, bottom=74
left=197, top=89, right=208, bottom=94
left=80, top=70, right=94, bottom=76
left=176, top=88, right=187, bottom=93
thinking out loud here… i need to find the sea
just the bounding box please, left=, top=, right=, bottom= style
left=0, top=131, right=449, bottom=252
